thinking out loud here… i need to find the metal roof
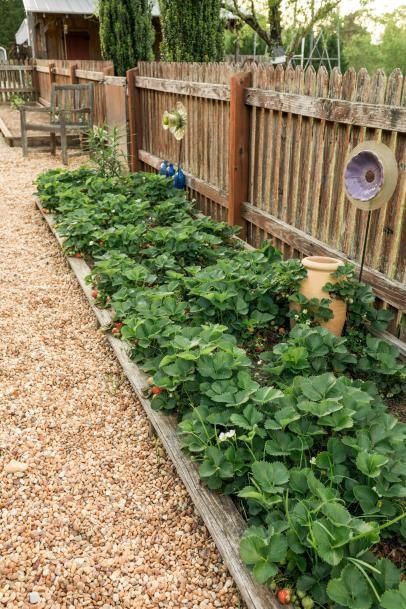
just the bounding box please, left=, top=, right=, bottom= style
left=22, top=0, right=160, bottom=15
left=22, top=0, right=96, bottom=14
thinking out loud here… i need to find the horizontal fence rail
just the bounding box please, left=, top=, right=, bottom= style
left=129, top=62, right=406, bottom=340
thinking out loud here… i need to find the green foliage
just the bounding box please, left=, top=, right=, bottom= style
left=340, top=7, right=406, bottom=74
left=224, top=20, right=268, bottom=56
left=159, top=0, right=224, bottom=61
left=86, top=125, right=125, bottom=178
left=0, top=0, right=24, bottom=49
left=379, top=8, right=406, bottom=73
left=10, top=93, right=25, bottom=110
left=99, top=0, right=153, bottom=75
left=263, top=324, right=357, bottom=385
left=36, top=167, right=406, bottom=609
left=356, top=336, right=406, bottom=398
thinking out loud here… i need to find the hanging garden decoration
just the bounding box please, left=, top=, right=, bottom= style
left=343, top=141, right=398, bottom=281
left=162, top=102, right=187, bottom=189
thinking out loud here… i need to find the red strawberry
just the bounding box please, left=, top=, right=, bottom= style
left=277, top=589, right=291, bottom=605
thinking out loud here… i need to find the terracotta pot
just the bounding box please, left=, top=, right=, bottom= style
left=299, top=256, right=347, bottom=336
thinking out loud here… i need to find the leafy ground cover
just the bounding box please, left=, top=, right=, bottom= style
left=37, top=168, right=406, bottom=609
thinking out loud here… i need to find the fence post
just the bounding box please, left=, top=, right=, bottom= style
left=70, top=63, right=78, bottom=84
left=126, top=67, right=142, bottom=172
left=31, top=65, right=40, bottom=102
left=228, top=71, right=252, bottom=234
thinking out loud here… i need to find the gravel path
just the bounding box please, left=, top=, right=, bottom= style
left=0, top=140, right=242, bottom=609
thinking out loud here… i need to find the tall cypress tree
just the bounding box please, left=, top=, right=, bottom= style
left=0, top=0, right=25, bottom=49
left=159, top=0, right=224, bottom=62
left=99, top=0, right=154, bottom=76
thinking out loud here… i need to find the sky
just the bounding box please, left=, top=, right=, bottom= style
left=340, top=0, right=405, bottom=13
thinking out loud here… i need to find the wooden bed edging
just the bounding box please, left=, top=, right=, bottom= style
left=35, top=198, right=284, bottom=609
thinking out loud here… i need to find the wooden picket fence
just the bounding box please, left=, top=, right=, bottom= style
left=0, top=60, right=128, bottom=160
left=35, top=62, right=118, bottom=126
left=128, top=62, right=406, bottom=339
left=0, top=64, right=36, bottom=103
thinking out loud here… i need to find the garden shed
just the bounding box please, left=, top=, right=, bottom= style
left=18, top=0, right=162, bottom=60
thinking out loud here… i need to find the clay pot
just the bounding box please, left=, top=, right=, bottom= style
left=299, top=256, right=347, bottom=336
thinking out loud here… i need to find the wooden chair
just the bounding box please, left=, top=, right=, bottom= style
left=20, top=83, right=94, bottom=165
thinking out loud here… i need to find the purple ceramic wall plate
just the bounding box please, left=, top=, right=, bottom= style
left=344, top=150, right=384, bottom=201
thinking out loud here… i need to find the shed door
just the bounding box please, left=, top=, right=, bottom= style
left=66, top=31, right=90, bottom=60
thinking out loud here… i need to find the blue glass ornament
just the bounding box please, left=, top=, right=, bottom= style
left=166, top=163, right=175, bottom=178
left=173, top=167, right=186, bottom=189
left=159, top=160, right=168, bottom=175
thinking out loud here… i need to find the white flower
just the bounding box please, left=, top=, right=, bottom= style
left=89, top=241, right=94, bottom=246
left=310, top=457, right=316, bottom=465
left=218, top=430, right=236, bottom=442
left=302, top=309, right=308, bottom=314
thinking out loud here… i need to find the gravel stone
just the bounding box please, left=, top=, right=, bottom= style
left=29, top=592, right=41, bottom=604
left=4, top=459, right=28, bottom=474
left=0, top=138, right=244, bottom=609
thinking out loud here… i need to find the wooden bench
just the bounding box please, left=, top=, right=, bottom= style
left=20, top=83, right=94, bottom=164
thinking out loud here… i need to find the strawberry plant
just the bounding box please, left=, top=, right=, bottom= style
left=262, top=325, right=357, bottom=384
left=36, top=167, right=406, bottom=609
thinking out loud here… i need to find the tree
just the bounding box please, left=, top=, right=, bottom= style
left=0, top=0, right=24, bottom=49
left=341, top=29, right=383, bottom=74
left=379, top=7, right=406, bottom=73
left=224, top=18, right=268, bottom=58
left=99, top=0, right=154, bottom=76
left=159, top=0, right=224, bottom=61
left=222, top=0, right=342, bottom=60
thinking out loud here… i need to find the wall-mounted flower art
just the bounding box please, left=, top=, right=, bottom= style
left=162, top=102, right=187, bottom=189
left=162, top=101, right=187, bottom=141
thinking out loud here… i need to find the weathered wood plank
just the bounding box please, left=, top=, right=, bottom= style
left=138, top=149, right=228, bottom=208
left=35, top=65, right=50, bottom=74
left=228, top=71, right=252, bottom=231
left=0, top=65, right=33, bottom=71
left=35, top=198, right=283, bottom=609
left=0, top=86, right=34, bottom=93
left=53, top=67, right=70, bottom=77
left=242, top=203, right=406, bottom=311
left=75, top=69, right=105, bottom=82
left=245, top=88, right=406, bottom=132
left=127, top=67, right=141, bottom=172
left=136, top=76, right=230, bottom=101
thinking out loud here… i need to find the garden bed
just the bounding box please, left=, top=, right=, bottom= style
left=36, top=167, right=406, bottom=609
